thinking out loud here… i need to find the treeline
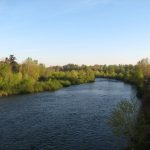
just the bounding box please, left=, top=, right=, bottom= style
left=50, top=58, right=150, bottom=91
left=94, top=58, right=150, bottom=95
left=0, top=55, right=95, bottom=96
left=0, top=55, right=150, bottom=96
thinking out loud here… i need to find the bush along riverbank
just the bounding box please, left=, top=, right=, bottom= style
left=0, top=58, right=95, bottom=96
left=108, top=97, right=150, bottom=150
left=96, top=60, right=150, bottom=149
left=0, top=55, right=95, bottom=96
left=135, top=79, right=150, bottom=150
left=0, top=74, right=95, bottom=96
left=0, top=55, right=148, bottom=97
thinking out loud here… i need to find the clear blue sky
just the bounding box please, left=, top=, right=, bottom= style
left=0, top=0, right=150, bottom=66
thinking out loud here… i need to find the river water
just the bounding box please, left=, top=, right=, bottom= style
left=0, top=78, right=138, bottom=150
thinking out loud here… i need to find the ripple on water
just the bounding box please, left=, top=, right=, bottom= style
left=0, top=78, right=138, bottom=150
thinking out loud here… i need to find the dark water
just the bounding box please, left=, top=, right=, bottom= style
left=0, top=78, right=138, bottom=150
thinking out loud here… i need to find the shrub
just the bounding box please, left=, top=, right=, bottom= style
left=18, top=79, right=35, bottom=93
left=46, top=80, right=63, bottom=91
left=34, top=82, right=44, bottom=92
left=59, top=80, right=71, bottom=87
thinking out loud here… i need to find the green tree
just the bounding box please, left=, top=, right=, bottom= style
left=137, top=58, right=150, bottom=78
left=20, top=58, right=40, bottom=80
left=6, top=55, right=19, bottom=73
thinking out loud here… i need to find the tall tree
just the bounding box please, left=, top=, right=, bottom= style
left=5, top=55, right=19, bottom=73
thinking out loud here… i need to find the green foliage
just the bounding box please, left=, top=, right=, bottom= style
left=109, top=99, right=139, bottom=138
left=59, top=80, right=71, bottom=87
left=18, top=79, right=35, bottom=93
left=20, top=57, right=40, bottom=80
left=137, top=58, right=150, bottom=78
left=5, top=55, right=19, bottom=73
left=109, top=99, right=149, bottom=150
left=0, top=55, right=149, bottom=96
left=33, top=82, right=45, bottom=92
left=94, top=60, right=149, bottom=91
left=47, top=79, right=63, bottom=91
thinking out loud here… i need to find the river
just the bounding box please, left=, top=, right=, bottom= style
left=0, top=78, right=138, bottom=150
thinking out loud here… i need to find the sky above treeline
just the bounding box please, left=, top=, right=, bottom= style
left=0, top=0, right=150, bottom=66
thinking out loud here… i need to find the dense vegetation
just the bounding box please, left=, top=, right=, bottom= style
left=0, top=55, right=150, bottom=96
left=0, top=55, right=95, bottom=96
left=109, top=99, right=148, bottom=150
left=93, top=59, right=150, bottom=92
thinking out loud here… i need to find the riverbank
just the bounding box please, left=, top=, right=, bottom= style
left=126, top=82, right=150, bottom=150
left=139, top=81, right=150, bottom=149
left=96, top=76, right=150, bottom=149
left=142, top=79, right=150, bottom=121
left=96, top=76, right=143, bottom=98
left=0, top=79, right=95, bottom=97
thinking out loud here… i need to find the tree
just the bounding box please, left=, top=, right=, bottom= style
left=20, top=58, right=40, bottom=80
left=137, top=58, right=150, bottom=78
left=108, top=99, right=147, bottom=149
left=109, top=100, right=139, bottom=138
left=5, top=55, right=19, bottom=73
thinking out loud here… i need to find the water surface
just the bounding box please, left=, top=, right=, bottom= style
left=0, top=78, right=138, bottom=150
